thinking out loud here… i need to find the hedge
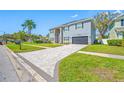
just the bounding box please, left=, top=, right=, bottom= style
left=107, top=39, right=124, bottom=46
left=33, top=40, right=43, bottom=43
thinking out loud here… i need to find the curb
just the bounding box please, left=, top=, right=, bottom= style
left=4, top=45, right=47, bottom=82
left=18, top=54, right=57, bottom=82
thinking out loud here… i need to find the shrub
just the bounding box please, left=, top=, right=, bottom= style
left=47, top=40, right=52, bottom=43
left=94, top=39, right=101, bottom=44
left=122, top=40, right=124, bottom=47
left=34, top=40, right=43, bottom=44
left=107, top=39, right=123, bottom=46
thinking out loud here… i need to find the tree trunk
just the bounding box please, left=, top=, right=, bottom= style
left=99, top=33, right=104, bottom=44
left=99, top=34, right=104, bottom=40
left=28, top=30, right=32, bottom=42
left=19, top=42, right=21, bottom=50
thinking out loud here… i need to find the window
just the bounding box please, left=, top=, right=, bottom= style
left=117, top=32, right=124, bottom=39
left=75, top=23, right=83, bottom=29
left=121, top=19, right=124, bottom=26
left=64, top=27, right=69, bottom=32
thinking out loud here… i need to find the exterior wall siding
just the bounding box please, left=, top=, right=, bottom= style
left=49, top=20, right=96, bottom=44
left=115, top=20, right=121, bottom=27
left=62, top=21, right=93, bottom=44
left=109, top=16, right=124, bottom=39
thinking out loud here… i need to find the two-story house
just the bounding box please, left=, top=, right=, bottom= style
left=49, top=18, right=96, bottom=44
left=109, top=14, right=124, bottom=39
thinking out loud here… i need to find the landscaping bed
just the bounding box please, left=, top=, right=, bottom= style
left=7, top=44, right=44, bottom=53
left=81, top=45, right=124, bottom=56
left=59, top=53, right=124, bottom=82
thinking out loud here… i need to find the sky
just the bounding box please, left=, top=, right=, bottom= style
left=0, top=10, right=123, bottom=36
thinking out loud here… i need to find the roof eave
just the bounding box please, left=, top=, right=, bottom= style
left=49, top=18, right=93, bottom=30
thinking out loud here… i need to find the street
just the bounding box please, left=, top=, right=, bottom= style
left=0, top=45, right=19, bottom=82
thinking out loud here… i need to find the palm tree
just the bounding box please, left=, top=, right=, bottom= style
left=21, top=19, right=36, bottom=34
left=21, top=19, right=36, bottom=42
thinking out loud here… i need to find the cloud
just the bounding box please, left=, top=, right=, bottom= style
left=71, top=14, right=78, bottom=18
left=113, top=10, right=122, bottom=14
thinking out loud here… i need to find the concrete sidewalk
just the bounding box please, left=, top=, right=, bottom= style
left=78, top=51, right=124, bottom=60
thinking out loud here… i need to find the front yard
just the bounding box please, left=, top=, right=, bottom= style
left=59, top=53, right=124, bottom=82
left=7, top=43, right=44, bottom=53
left=81, top=45, right=124, bottom=56
left=24, top=42, right=63, bottom=47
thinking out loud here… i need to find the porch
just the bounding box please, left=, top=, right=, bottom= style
left=54, top=28, right=63, bottom=43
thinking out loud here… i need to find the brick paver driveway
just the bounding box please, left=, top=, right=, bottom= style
left=18, top=44, right=87, bottom=81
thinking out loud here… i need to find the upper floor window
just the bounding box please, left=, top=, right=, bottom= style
left=121, top=19, right=124, bottom=26
left=75, top=23, right=83, bottom=29
left=64, top=27, right=69, bottom=31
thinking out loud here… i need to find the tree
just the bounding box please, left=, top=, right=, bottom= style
left=21, top=19, right=36, bottom=34
left=13, top=31, right=26, bottom=49
left=13, top=31, right=27, bottom=41
left=94, top=12, right=111, bottom=40
left=21, top=19, right=36, bottom=42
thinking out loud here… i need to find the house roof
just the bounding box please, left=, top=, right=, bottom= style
left=50, top=17, right=93, bottom=30
left=111, top=13, right=124, bottom=22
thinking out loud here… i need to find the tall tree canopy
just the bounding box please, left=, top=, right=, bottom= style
left=94, top=12, right=111, bottom=39
left=21, top=19, right=36, bottom=34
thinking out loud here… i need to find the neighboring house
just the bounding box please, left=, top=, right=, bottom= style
left=109, top=14, right=124, bottom=39
left=49, top=18, right=96, bottom=44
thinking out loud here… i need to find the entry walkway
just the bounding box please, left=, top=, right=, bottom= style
left=78, top=51, right=124, bottom=60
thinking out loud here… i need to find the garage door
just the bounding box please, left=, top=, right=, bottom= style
left=72, top=36, right=88, bottom=44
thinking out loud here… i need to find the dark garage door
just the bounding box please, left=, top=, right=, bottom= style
left=72, top=36, right=88, bottom=44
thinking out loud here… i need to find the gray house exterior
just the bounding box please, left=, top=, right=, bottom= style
left=109, top=14, right=124, bottom=39
left=49, top=18, right=96, bottom=44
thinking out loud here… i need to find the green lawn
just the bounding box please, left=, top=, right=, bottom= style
left=7, top=44, right=44, bottom=53
left=59, top=53, right=124, bottom=82
left=81, top=45, right=124, bottom=56
left=23, top=42, right=63, bottom=47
